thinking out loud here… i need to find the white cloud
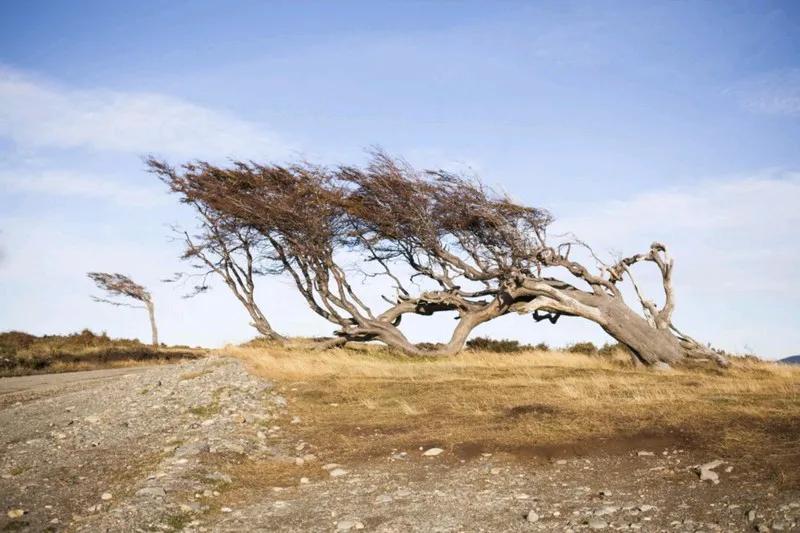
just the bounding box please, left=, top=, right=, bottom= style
left=730, top=68, right=800, bottom=117
left=0, top=169, right=166, bottom=207
left=0, top=66, right=293, bottom=159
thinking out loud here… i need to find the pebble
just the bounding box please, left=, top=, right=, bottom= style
left=526, top=510, right=539, bottom=522
left=587, top=518, right=607, bottom=529
left=7, top=509, right=25, bottom=519
left=698, top=468, right=720, bottom=484
left=101, top=492, right=113, bottom=500
left=637, top=451, right=654, bottom=456
left=595, top=505, right=619, bottom=516
left=329, top=468, right=348, bottom=477
left=135, top=487, right=166, bottom=498
left=423, top=447, right=444, bottom=456
left=336, top=519, right=365, bottom=531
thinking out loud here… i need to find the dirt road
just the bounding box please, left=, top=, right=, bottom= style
left=0, top=366, right=156, bottom=395
left=1, top=358, right=798, bottom=532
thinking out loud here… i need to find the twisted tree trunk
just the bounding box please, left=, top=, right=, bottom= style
left=145, top=300, right=159, bottom=348
left=250, top=317, right=284, bottom=341
left=596, top=298, right=718, bottom=366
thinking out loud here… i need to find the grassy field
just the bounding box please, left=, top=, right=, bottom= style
left=0, top=329, right=205, bottom=377
left=225, top=340, right=800, bottom=487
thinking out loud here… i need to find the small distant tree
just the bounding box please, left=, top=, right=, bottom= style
left=87, top=272, right=158, bottom=347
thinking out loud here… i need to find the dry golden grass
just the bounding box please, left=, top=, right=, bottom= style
left=223, top=340, right=800, bottom=483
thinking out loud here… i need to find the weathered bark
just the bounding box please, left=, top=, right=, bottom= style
left=595, top=298, right=694, bottom=366
left=250, top=317, right=284, bottom=341
left=511, top=280, right=729, bottom=368
left=146, top=300, right=159, bottom=348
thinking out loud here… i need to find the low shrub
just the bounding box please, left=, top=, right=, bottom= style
left=466, top=337, right=528, bottom=353
left=0, top=329, right=202, bottom=376
left=566, top=341, right=598, bottom=355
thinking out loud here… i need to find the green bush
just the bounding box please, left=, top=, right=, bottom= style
left=566, top=342, right=598, bottom=355
left=466, top=337, right=523, bottom=353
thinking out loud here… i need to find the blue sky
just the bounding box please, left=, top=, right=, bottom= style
left=1, top=1, right=799, bottom=357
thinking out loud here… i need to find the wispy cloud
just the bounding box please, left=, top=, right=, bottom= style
left=0, top=168, right=166, bottom=207
left=0, top=66, right=294, bottom=159
left=730, top=68, right=800, bottom=118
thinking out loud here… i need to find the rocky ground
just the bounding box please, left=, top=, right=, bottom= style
left=1, top=356, right=799, bottom=532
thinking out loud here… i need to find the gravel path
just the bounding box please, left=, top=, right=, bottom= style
left=0, top=366, right=157, bottom=395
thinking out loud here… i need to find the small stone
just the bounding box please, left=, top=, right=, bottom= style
left=595, top=505, right=619, bottom=516
left=101, top=492, right=112, bottom=501
left=490, top=467, right=501, bottom=475
left=295, top=458, right=305, bottom=466
left=423, top=447, right=444, bottom=456
left=772, top=521, right=786, bottom=531
left=221, top=507, right=232, bottom=513
left=638, top=505, right=655, bottom=512
left=205, top=471, right=232, bottom=484
left=135, top=487, right=166, bottom=498
left=84, top=415, right=100, bottom=424
left=747, top=510, right=756, bottom=522
left=699, top=459, right=724, bottom=470
left=526, top=511, right=539, bottom=522
left=637, top=451, right=654, bottom=456
left=724, top=465, right=733, bottom=473
left=329, top=468, right=348, bottom=477
left=291, top=416, right=301, bottom=424
left=300, top=477, right=310, bottom=484
left=375, top=494, right=393, bottom=504
left=322, top=463, right=341, bottom=471
left=555, top=459, right=567, bottom=465
left=7, top=509, right=25, bottom=519
left=336, top=520, right=364, bottom=531
left=257, top=431, right=266, bottom=439
left=599, top=490, right=612, bottom=497
left=587, top=518, right=607, bottom=529
left=698, top=468, right=719, bottom=484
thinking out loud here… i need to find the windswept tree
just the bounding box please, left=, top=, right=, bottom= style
left=150, top=152, right=727, bottom=367
left=149, top=160, right=284, bottom=341
left=87, top=272, right=159, bottom=347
